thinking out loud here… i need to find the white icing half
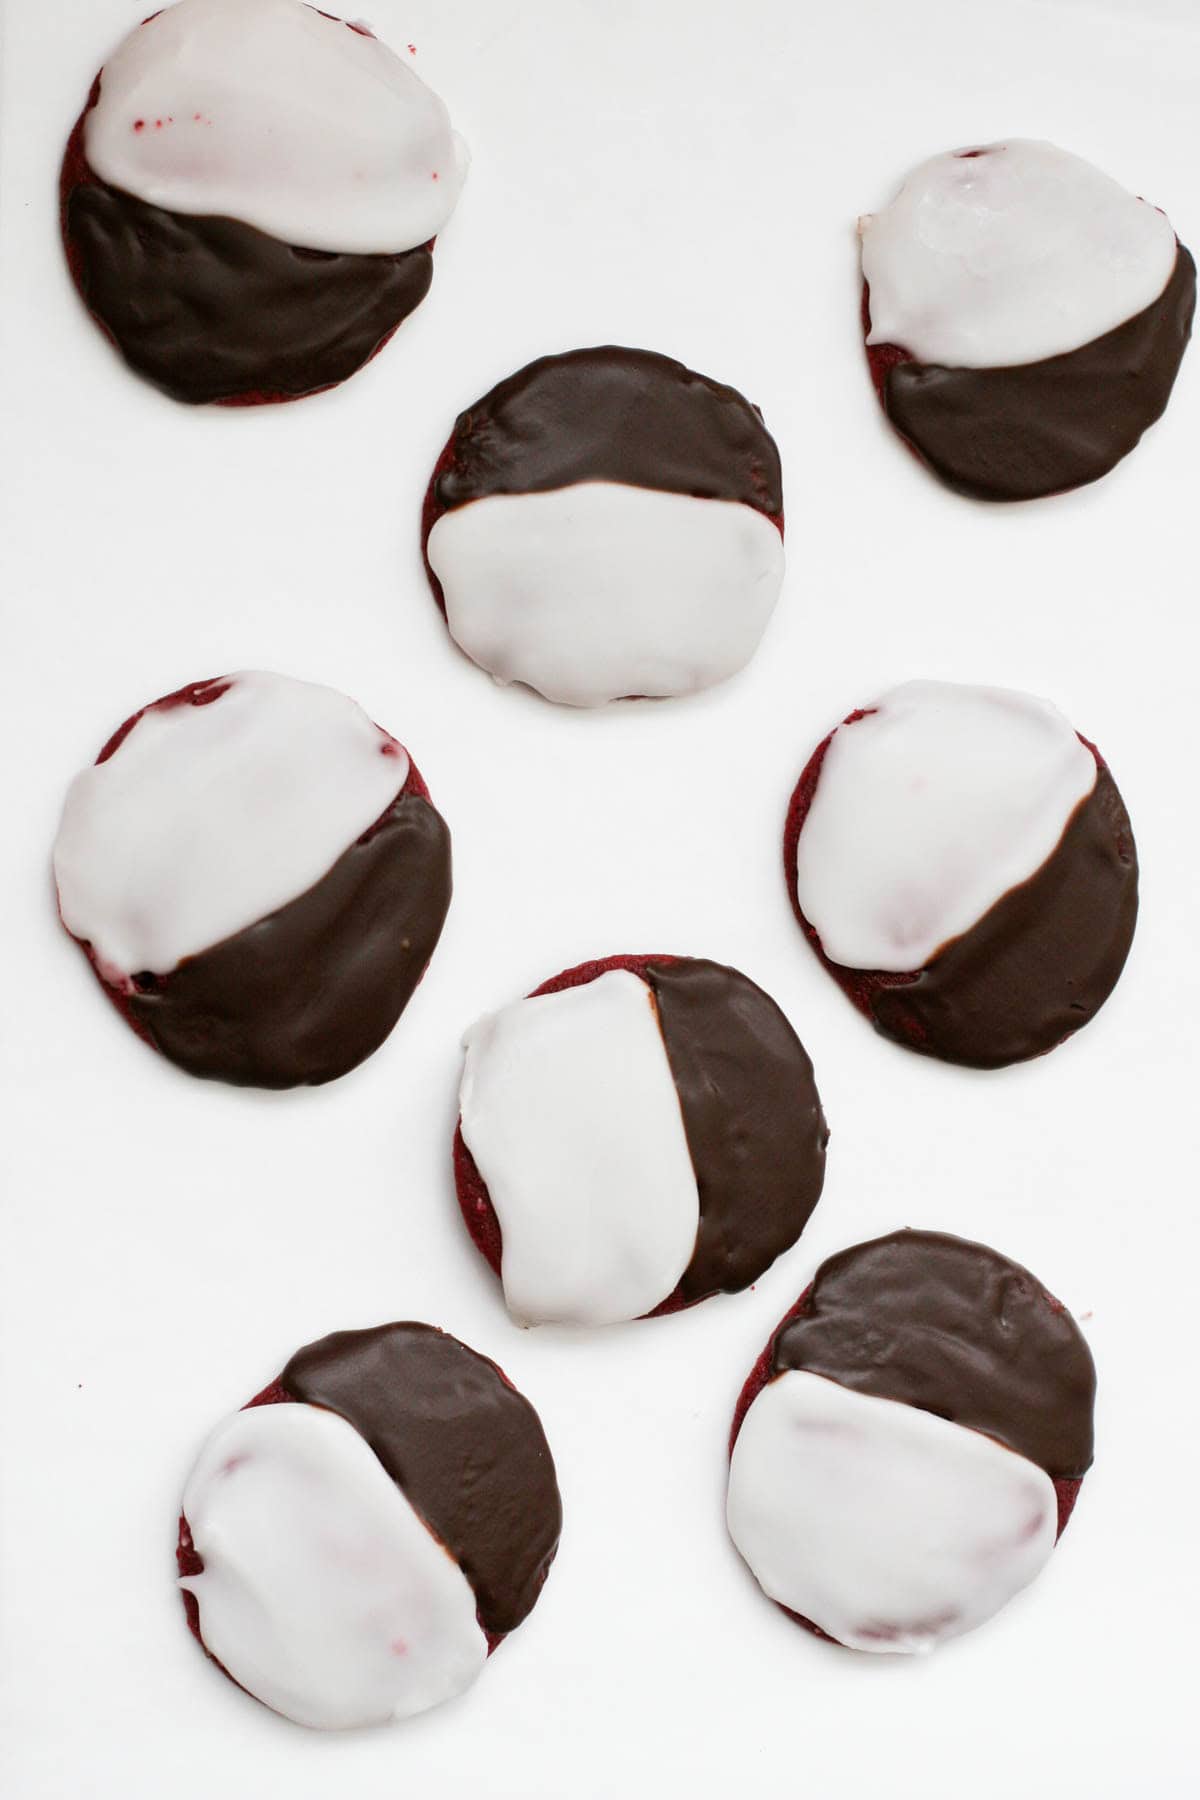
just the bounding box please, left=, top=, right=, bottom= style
left=459, top=970, right=700, bottom=1325
left=793, top=680, right=1096, bottom=972
left=53, top=671, right=408, bottom=980
left=85, top=0, right=468, bottom=255
left=180, top=1401, right=487, bottom=1729
left=427, top=482, right=785, bottom=708
left=861, top=140, right=1177, bottom=367
left=727, top=1371, right=1058, bottom=1654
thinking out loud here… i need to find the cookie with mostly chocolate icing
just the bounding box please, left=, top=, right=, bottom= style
left=861, top=140, right=1194, bottom=500
left=177, top=1323, right=562, bottom=1730
left=783, top=680, right=1137, bottom=1068
left=61, top=0, right=468, bottom=404
left=52, top=671, right=452, bottom=1088
left=727, top=1230, right=1095, bottom=1654
left=422, top=347, right=786, bottom=706
left=454, top=954, right=828, bottom=1325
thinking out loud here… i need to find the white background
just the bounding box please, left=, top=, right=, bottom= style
left=1, top=1, right=1196, bottom=1794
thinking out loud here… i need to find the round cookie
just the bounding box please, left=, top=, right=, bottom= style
left=61, top=0, right=468, bottom=405
left=53, top=671, right=451, bottom=1087
left=727, top=1230, right=1096, bottom=1654
left=455, top=954, right=828, bottom=1325
left=421, top=347, right=786, bottom=706
left=178, top=1323, right=562, bottom=1729
left=860, top=140, right=1195, bottom=500
left=783, top=680, right=1137, bottom=1068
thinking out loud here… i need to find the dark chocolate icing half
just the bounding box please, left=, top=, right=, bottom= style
left=869, top=244, right=1195, bottom=500
left=64, top=178, right=432, bottom=406
left=642, top=958, right=827, bottom=1300
left=769, top=1230, right=1095, bottom=1480
left=282, top=1323, right=562, bottom=1638
left=785, top=736, right=1137, bottom=1068
left=866, top=766, right=1137, bottom=1066
left=123, top=784, right=451, bottom=1087
left=426, top=346, right=783, bottom=524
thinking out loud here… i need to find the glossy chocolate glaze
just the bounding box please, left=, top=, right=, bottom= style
left=282, top=1323, right=561, bottom=1638
left=64, top=178, right=432, bottom=405
left=865, top=767, right=1137, bottom=1066
left=426, top=346, right=783, bottom=523
left=873, top=244, right=1195, bottom=500
left=643, top=959, right=827, bottom=1300
left=770, top=1230, right=1095, bottom=1480
left=124, top=786, right=451, bottom=1087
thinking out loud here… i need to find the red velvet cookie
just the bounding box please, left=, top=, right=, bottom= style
left=727, top=1230, right=1095, bottom=1653
left=53, top=671, right=451, bottom=1087
left=784, top=681, right=1137, bottom=1068
left=178, top=1323, right=561, bottom=1728
left=860, top=140, right=1194, bottom=500
left=455, top=953, right=827, bottom=1325
left=61, top=0, right=467, bottom=405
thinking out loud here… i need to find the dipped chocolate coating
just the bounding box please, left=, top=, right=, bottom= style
left=861, top=766, right=1134, bottom=1068
left=770, top=1230, right=1095, bottom=1480
left=873, top=244, right=1195, bottom=500
left=427, top=346, right=783, bottom=525
left=643, top=958, right=827, bottom=1300
left=282, top=1323, right=561, bottom=1638
left=64, top=177, right=432, bottom=405
left=124, top=787, right=451, bottom=1087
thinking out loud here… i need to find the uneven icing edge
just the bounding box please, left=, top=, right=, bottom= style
left=861, top=139, right=1177, bottom=367
left=458, top=969, right=701, bottom=1324
left=792, top=680, right=1097, bottom=972
left=53, top=671, right=408, bottom=978
left=84, top=0, right=467, bottom=254
left=727, top=1370, right=1058, bottom=1654
left=427, top=483, right=785, bottom=707
left=180, top=1401, right=488, bottom=1729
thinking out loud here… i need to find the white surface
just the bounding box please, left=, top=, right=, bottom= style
left=180, top=1400, right=488, bottom=1729
left=459, top=970, right=699, bottom=1324
left=727, top=1370, right=1058, bottom=1654
left=428, top=482, right=786, bottom=706
left=861, top=138, right=1177, bottom=366
left=792, top=680, right=1097, bottom=971
left=0, top=1, right=1195, bottom=1796
left=53, top=670, right=407, bottom=977
left=86, top=0, right=468, bottom=254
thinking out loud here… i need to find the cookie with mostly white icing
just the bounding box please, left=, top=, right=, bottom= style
left=861, top=140, right=1195, bottom=500
left=454, top=954, right=828, bottom=1326
left=422, top=347, right=786, bottom=706
left=52, top=671, right=452, bottom=1087
left=783, top=680, right=1137, bottom=1068
left=177, top=1323, right=562, bottom=1729
left=727, top=1230, right=1096, bottom=1654
left=61, top=0, right=468, bottom=405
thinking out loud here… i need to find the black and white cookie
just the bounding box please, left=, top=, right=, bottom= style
left=861, top=140, right=1195, bottom=499
left=178, top=1323, right=562, bottom=1729
left=784, top=680, right=1138, bottom=1067
left=52, top=672, right=451, bottom=1087
left=61, top=0, right=468, bottom=404
left=728, top=1231, right=1096, bottom=1653
left=454, top=955, right=828, bottom=1325
left=422, top=347, right=786, bottom=706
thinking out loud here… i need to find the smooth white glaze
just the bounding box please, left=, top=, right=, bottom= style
left=727, top=1371, right=1058, bottom=1654
left=459, top=970, right=700, bottom=1325
left=793, top=680, right=1096, bottom=972
left=861, top=140, right=1177, bottom=367
left=180, top=1401, right=487, bottom=1729
left=427, top=482, right=785, bottom=708
left=85, top=0, right=467, bottom=254
left=53, top=671, right=407, bottom=980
